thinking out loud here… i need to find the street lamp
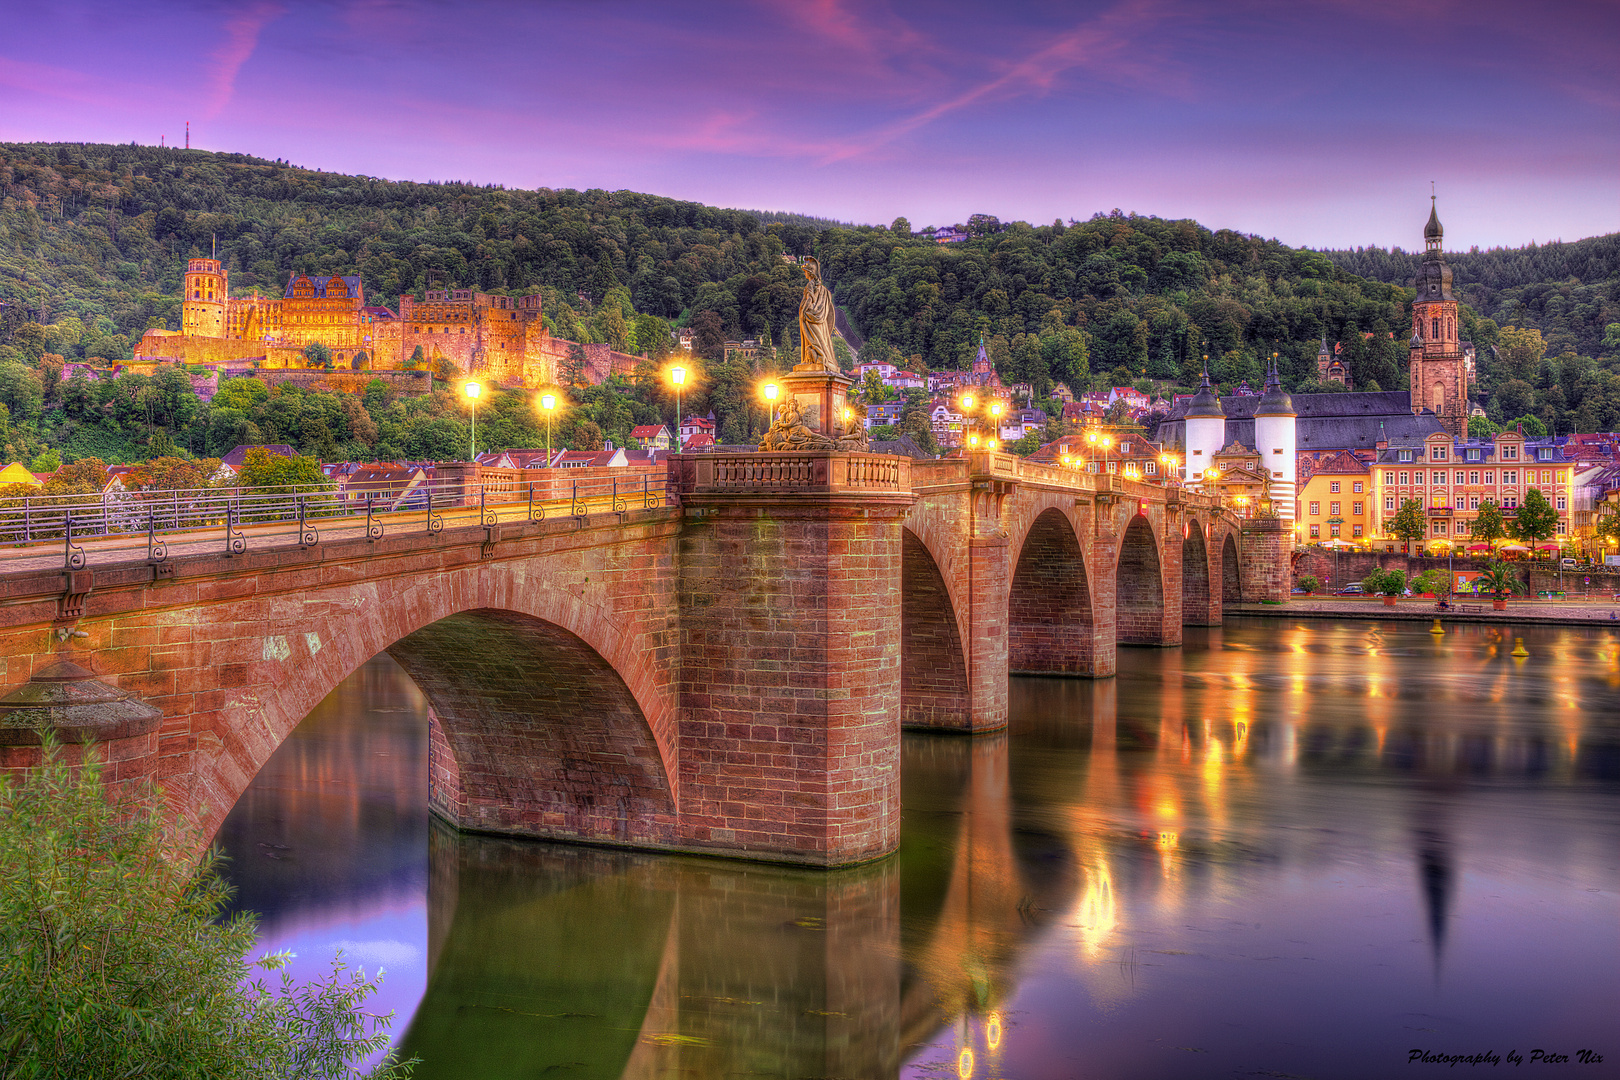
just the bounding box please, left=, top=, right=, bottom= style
left=670, top=365, right=687, bottom=451
left=539, top=392, right=556, bottom=462
left=464, top=381, right=481, bottom=461
left=762, top=381, right=780, bottom=426
left=989, top=400, right=1004, bottom=442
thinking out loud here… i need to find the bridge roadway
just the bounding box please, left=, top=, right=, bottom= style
left=0, top=450, right=1288, bottom=867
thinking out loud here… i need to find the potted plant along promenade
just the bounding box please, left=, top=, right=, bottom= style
left=1297, top=574, right=1320, bottom=596
left=1363, top=568, right=1407, bottom=607
left=1477, top=560, right=1524, bottom=611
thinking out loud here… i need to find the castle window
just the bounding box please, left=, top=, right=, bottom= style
left=1431, top=317, right=1440, bottom=338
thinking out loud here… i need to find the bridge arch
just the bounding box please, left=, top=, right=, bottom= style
left=901, top=527, right=970, bottom=728
left=1008, top=508, right=1095, bottom=675
left=188, top=561, right=679, bottom=848
left=1116, top=514, right=1169, bottom=645
left=1221, top=532, right=1242, bottom=602
left=1181, top=520, right=1215, bottom=626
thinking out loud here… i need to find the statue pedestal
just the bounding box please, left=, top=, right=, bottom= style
left=781, top=367, right=854, bottom=439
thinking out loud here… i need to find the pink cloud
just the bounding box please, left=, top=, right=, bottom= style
left=207, top=1, right=284, bottom=119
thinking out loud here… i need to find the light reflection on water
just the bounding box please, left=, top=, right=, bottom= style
left=218, top=619, right=1620, bottom=1079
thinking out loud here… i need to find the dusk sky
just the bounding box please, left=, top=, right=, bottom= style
left=2, top=0, right=1615, bottom=250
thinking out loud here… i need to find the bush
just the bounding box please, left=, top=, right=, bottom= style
left=1297, top=574, right=1320, bottom=594
left=1362, top=568, right=1407, bottom=597
left=0, top=739, right=416, bottom=1078
left=1411, top=568, right=1450, bottom=596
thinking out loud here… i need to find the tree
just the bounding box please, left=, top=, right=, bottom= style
left=1593, top=507, right=1620, bottom=548
left=302, top=341, right=333, bottom=370
left=1388, top=497, right=1427, bottom=555
left=1468, top=415, right=1500, bottom=439
left=1510, top=486, right=1558, bottom=545
left=0, top=739, right=415, bottom=1079
left=1297, top=574, right=1320, bottom=595
left=1472, top=500, right=1507, bottom=548
left=1476, top=560, right=1524, bottom=600
left=1508, top=414, right=1549, bottom=437
left=1411, top=568, right=1450, bottom=596
left=691, top=311, right=726, bottom=361
left=128, top=456, right=220, bottom=491
left=858, top=370, right=888, bottom=406
left=407, top=345, right=426, bottom=370
left=897, top=391, right=936, bottom=455
left=1496, top=326, right=1546, bottom=381
left=890, top=217, right=911, bottom=236
left=1362, top=567, right=1407, bottom=597
left=563, top=342, right=588, bottom=388
left=236, top=447, right=329, bottom=488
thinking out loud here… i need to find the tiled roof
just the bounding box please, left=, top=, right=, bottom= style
left=284, top=274, right=363, bottom=300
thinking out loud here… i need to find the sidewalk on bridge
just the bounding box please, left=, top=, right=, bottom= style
left=1228, top=597, right=1620, bottom=627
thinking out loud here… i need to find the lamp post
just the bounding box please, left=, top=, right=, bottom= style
left=1159, top=452, right=1179, bottom=484
left=989, top=400, right=1004, bottom=444
left=670, top=365, right=686, bottom=452
left=959, top=392, right=976, bottom=449
left=464, top=381, right=481, bottom=461
left=540, top=392, right=556, bottom=463
left=763, top=381, right=780, bottom=428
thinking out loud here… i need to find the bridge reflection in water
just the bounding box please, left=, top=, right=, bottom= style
left=220, top=618, right=1620, bottom=1079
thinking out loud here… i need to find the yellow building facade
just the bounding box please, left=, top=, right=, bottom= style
left=1297, top=451, right=1372, bottom=543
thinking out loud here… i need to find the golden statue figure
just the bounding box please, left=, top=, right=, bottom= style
left=797, top=257, right=838, bottom=372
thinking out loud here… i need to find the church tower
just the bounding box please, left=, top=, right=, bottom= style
left=181, top=257, right=228, bottom=338
left=1407, top=197, right=1467, bottom=438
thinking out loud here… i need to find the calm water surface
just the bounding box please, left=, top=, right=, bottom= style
left=219, top=618, right=1620, bottom=1078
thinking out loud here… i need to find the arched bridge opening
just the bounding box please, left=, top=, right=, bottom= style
left=1008, top=509, right=1096, bottom=676
left=1222, top=533, right=1242, bottom=603
left=1117, top=516, right=1171, bottom=646
left=1182, top=522, right=1215, bottom=627
left=900, top=528, right=970, bottom=730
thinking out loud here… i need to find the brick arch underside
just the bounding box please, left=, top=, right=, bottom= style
left=901, top=528, right=970, bottom=728
left=1117, top=517, right=1165, bottom=645
left=1182, top=524, right=1212, bottom=626
left=1009, top=509, right=1094, bottom=674
left=1221, top=533, right=1242, bottom=602
left=387, top=610, right=676, bottom=847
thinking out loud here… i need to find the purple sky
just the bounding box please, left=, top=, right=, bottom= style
left=2, top=0, right=1615, bottom=249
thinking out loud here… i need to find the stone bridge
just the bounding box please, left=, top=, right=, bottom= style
left=0, top=451, right=1286, bottom=867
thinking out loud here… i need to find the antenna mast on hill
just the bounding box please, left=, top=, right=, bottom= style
left=185, top=121, right=190, bottom=150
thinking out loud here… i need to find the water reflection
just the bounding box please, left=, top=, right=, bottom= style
left=218, top=620, right=1620, bottom=1079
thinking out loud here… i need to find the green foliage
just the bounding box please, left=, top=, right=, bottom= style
left=1410, top=568, right=1450, bottom=595
left=0, top=738, right=415, bottom=1079
left=1296, top=574, right=1320, bottom=595
left=236, top=447, right=328, bottom=491
left=1594, top=508, right=1620, bottom=546
left=1510, top=486, right=1559, bottom=543
left=1476, top=560, right=1524, bottom=599
left=1468, top=415, right=1500, bottom=439
left=1387, top=498, right=1427, bottom=548
left=1472, top=500, right=1508, bottom=545
left=303, top=341, right=334, bottom=370
left=27, top=447, right=59, bottom=473
left=1361, top=567, right=1407, bottom=597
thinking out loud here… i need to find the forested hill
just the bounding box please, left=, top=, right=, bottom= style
left=2, top=142, right=1618, bottom=437
left=1323, top=233, right=1620, bottom=360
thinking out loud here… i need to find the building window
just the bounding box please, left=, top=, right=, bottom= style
left=1353, top=525, right=1363, bottom=538
left=1353, top=502, right=1364, bottom=516
left=1503, top=445, right=1517, bottom=460
left=1385, top=496, right=1395, bottom=511
left=1398, top=450, right=1413, bottom=462
left=1330, top=525, right=1341, bottom=537
left=1106, top=461, right=1117, bottom=473
left=1330, top=502, right=1341, bottom=515
left=1309, top=524, right=1320, bottom=539
left=1415, top=472, right=1425, bottom=486
left=1384, top=471, right=1395, bottom=485
left=1399, top=472, right=1410, bottom=485
left=1469, top=495, right=1479, bottom=510
left=1505, top=470, right=1517, bottom=485
left=1432, top=446, right=1447, bottom=461
left=1330, top=481, right=1341, bottom=493
left=1484, top=471, right=1494, bottom=485
left=1146, top=461, right=1157, bottom=475
left=1455, top=495, right=1465, bottom=509
left=1557, top=495, right=1567, bottom=511
left=1353, top=481, right=1364, bottom=493
left=1433, top=471, right=1446, bottom=485
left=1454, top=471, right=1465, bottom=485
left=1433, top=521, right=1447, bottom=535
left=1469, top=471, right=1479, bottom=485
left=1557, top=521, right=1567, bottom=535
left=1468, top=448, right=1481, bottom=460
left=1309, top=501, right=1320, bottom=516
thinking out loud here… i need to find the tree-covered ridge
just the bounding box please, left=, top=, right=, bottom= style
left=1322, top=233, right=1620, bottom=359
left=0, top=141, right=827, bottom=359
left=817, top=211, right=1424, bottom=395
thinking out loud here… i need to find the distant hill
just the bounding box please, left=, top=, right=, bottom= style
left=1321, top=233, right=1620, bottom=359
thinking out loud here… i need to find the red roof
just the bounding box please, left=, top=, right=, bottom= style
left=683, top=433, right=716, bottom=449
left=630, top=424, right=668, bottom=438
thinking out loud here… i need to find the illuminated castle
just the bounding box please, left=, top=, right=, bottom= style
left=135, top=259, right=640, bottom=387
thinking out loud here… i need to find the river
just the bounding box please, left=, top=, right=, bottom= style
left=218, top=617, right=1620, bottom=1079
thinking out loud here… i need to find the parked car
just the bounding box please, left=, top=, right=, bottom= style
left=1561, top=558, right=1579, bottom=568
left=1335, top=583, right=1365, bottom=595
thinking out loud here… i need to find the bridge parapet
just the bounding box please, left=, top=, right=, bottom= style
left=668, top=451, right=911, bottom=499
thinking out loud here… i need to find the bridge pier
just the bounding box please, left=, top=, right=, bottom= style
left=671, top=453, right=916, bottom=867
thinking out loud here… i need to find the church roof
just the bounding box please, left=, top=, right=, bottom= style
left=1424, top=201, right=1443, bottom=241
left=1156, top=390, right=1446, bottom=454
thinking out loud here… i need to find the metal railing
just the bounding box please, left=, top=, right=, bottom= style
left=0, top=470, right=670, bottom=572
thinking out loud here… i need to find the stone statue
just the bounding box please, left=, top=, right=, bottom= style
left=760, top=394, right=835, bottom=451
left=797, top=257, right=838, bottom=372
left=834, top=400, right=869, bottom=452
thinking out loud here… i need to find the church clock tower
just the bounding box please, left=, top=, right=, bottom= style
left=1407, top=197, right=1467, bottom=438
